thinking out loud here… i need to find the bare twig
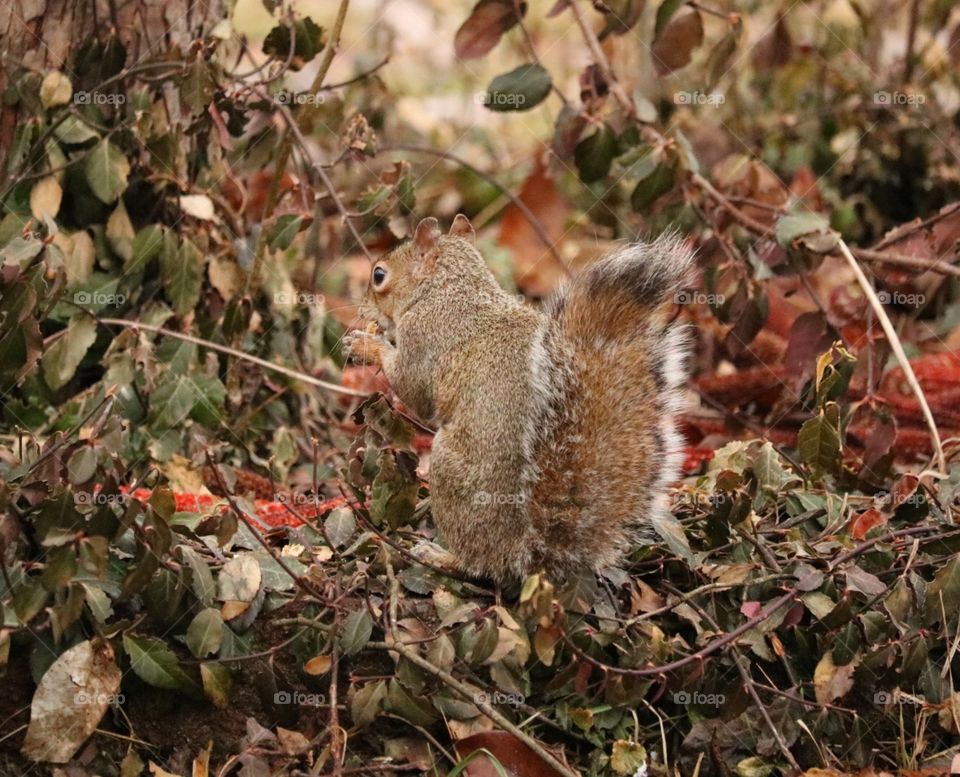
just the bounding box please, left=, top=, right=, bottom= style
left=98, top=317, right=367, bottom=397
left=835, top=238, right=946, bottom=473
left=381, top=143, right=571, bottom=276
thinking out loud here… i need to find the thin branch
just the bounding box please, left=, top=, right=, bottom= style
left=835, top=239, right=946, bottom=473
left=382, top=143, right=570, bottom=276
left=97, top=317, right=367, bottom=397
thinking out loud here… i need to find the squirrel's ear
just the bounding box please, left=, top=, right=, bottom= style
left=412, top=217, right=441, bottom=258
left=448, top=213, right=475, bottom=242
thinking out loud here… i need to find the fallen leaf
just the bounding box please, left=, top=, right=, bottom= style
left=21, top=639, right=121, bottom=763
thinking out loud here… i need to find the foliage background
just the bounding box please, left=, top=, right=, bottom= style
left=1, top=0, right=960, bottom=775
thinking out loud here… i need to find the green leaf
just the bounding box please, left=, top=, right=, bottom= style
left=54, top=115, right=99, bottom=144
left=350, top=679, right=386, bottom=727
left=123, top=633, right=200, bottom=695
left=263, top=17, right=325, bottom=68
left=178, top=546, right=217, bottom=606
left=266, top=214, right=304, bottom=250
left=574, top=124, right=617, bottom=183
left=200, top=661, right=232, bottom=708
left=630, top=162, right=676, bottom=211
left=181, top=55, right=215, bottom=115
left=66, top=446, right=97, bottom=484
left=483, top=64, right=551, bottom=112
left=186, top=608, right=224, bottom=658
left=776, top=212, right=836, bottom=251
left=42, top=314, right=97, bottom=390
left=924, top=556, right=960, bottom=624
left=339, top=608, right=373, bottom=656
left=129, top=224, right=165, bottom=271
left=84, top=139, right=130, bottom=204
left=161, top=236, right=203, bottom=315
left=798, top=402, right=841, bottom=474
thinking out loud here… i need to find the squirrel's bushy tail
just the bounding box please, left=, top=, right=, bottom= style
left=536, top=234, right=695, bottom=564
left=550, top=233, right=695, bottom=345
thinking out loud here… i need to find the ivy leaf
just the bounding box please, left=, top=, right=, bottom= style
left=574, top=124, right=617, bottom=183
left=483, top=64, right=551, bottom=112
left=122, top=633, right=201, bottom=696
left=42, top=314, right=97, bottom=390
left=266, top=214, right=305, bottom=250
left=129, top=224, right=165, bottom=271
left=161, top=236, right=203, bottom=315
left=339, top=609, right=373, bottom=657
left=186, top=608, right=225, bottom=658
left=84, top=139, right=130, bottom=204
left=798, top=402, right=841, bottom=475
left=454, top=0, right=526, bottom=59
left=630, top=162, right=676, bottom=211
left=651, top=9, right=703, bottom=75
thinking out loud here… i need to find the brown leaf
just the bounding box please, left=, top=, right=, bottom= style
left=454, top=0, right=525, bottom=60
left=813, top=652, right=859, bottom=704
left=497, top=157, right=569, bottom=297
left=22, top=639, right=122, bottom=763
left=651, top=10, right=704, bottom=76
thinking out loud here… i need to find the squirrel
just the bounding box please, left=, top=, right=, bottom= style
left=344, top=215, right=694, bottom=584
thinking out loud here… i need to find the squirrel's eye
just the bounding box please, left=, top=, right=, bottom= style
left=372, top=266, right=387, bottom=287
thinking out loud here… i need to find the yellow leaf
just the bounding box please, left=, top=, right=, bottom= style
left=30, top=176, right=62, bottom=220
left=40, top=71, right=73, bottom=108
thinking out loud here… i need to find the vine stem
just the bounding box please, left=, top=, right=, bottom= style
left=835, top=239, right=946, bottom=474
left=97, top=317, right=367, bottom=397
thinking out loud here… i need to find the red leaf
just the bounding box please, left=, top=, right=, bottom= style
left=740, top=601, right=762, bottom=618
left=849, top=508, right=886, bottom=540
left=454, top=0, right=525, bottom=60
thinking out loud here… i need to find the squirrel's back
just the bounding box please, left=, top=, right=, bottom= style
left=524, top=234, right=694, bottom=575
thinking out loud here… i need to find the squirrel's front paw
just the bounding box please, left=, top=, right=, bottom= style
left=410, top=540, right=459, bottom=573
left=342, top=330, right=385, bottom=367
